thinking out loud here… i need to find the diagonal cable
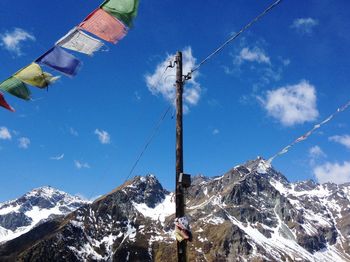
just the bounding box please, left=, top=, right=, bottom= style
left=190, top=0, right=283, bottom=74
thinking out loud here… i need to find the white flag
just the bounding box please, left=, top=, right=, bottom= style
left=56, top=27, right=104, bottom=55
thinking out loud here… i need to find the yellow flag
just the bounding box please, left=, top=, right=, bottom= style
left=14, top=63, right=60, bottom=88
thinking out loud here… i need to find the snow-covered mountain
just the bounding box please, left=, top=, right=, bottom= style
left=0, top=158, right=350, bottom=261
left=0, top=186, right=88, bottom=244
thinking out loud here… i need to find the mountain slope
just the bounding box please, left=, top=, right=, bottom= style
left=0, top=186, right=88, bottom=244
left=0, top=159, right=350, bottom=261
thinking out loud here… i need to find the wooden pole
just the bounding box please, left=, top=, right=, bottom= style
left=175, top=51, right=186, bottom=262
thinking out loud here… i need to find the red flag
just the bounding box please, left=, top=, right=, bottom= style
left=295, top=135, right=307, bottom=143
left=0, top=93, right=15, bottom=112
left=79, top=8, right=127, bottom=44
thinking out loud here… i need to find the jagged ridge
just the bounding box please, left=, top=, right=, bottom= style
left=0, top=158, right=350, bottom=261
left=0, top=186, right=88, bottom=244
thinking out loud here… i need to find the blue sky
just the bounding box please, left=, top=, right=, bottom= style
left=1, top=0, right=350, bottom=202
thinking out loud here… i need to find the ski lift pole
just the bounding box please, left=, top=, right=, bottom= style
left=175, top=51, right=187, bottom=262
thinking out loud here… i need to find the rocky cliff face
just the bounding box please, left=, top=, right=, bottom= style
left=0, top=158, right=350, bottom=261
left=0, top=186, right=88, bottom=244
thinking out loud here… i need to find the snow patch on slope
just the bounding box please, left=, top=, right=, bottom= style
left=133, top=193, right=174, bottom=223
left=0, top=186, right=87, bottom=244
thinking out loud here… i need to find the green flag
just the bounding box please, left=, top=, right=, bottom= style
left=101, top=0, right=139, bottom=27
left=0, top=77, right=31, bottom=101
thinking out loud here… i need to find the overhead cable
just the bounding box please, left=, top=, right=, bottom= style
left=189, top=0, right=283, bottom=75
left=124, top=105, right=172, bottom=183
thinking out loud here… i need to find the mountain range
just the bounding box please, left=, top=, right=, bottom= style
left=0, top=157, right=349, bottom=261
left=0, top=186, right=88, bottom=244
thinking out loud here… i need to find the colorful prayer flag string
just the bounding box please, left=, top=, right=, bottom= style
left=268, top=99, right=350, bottom=163
left=0, top=0, right=139, bottom=112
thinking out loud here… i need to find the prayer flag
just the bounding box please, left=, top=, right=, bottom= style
left=320, top=115, right=333, bottom=125
left=313, top=124, right=321, bottom=130
left=295, top=135, right=307, bottom=143
left=79, top=8, right=127, bottom=44
left=338, top=101, right=350, bottom=112
left=101, top=0, right=139, bottom=27
left=0, top=92, right=15, bottom=112
left=56, top=27, right=104, bottom=55
left=36, top=46, right=81, bottom=76
left=14, top=63, right=60, bottom=88
left=0, top=77, right=31, bottom=101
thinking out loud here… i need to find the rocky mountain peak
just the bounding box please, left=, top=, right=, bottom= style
left=0, top=186, right=87, bottom=244
left=16, top=186, right=85, bottom=209
left=241, top=156, right=289, bottom=183
left=1, top=160, right=350, bottom=261
left=121, top=174, right=169, bottom=208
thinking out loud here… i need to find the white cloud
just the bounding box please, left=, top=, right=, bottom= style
left=260, top=80, right=319, bottom=126
left=282, top=59, right=290, bottom=66
left=212, top=129, right=220, bottom=135
left=145, top=47, right=201, bottom=112
left=291, top=18, right=318, bottom=34
left=50, top=154, right=64, bottom=160
left=314, top=161, right=350, bottom=184
left=0, top=127, right=11, bottom=140
left=0, top=28, right=35, bottom=55
left=227, top=44, right=286, bottom=87
left=18, top=137, right=30, bottom=149
left=69, top=127, right=78, bottom=137
left=94, top=129, right=111, bottom=144
left=74, top=160, right=90, bottom=169
left=309, top=146, right=326, bottom=158
left=309, top=145, right=326, bottom=166
left=235, top=47, right=270, bottom=65
left=134, top=91, right=141, bottom=101
left=329, top=135, right=350, bottom=149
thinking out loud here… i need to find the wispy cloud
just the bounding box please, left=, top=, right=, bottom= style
left=235, top=47, right=270, bottom=65
left=309, top=145, right=326, bottom=166
left=259, top=80, right=319, bottom=126
left=0, top=28, right=35, bottom=56
left=309, top=145, right=326, bottom=158
left=50, top=154, right=64, bottom=161
left=212, top=129, right=220, bottom=135
left=94, top=129, right=111, bottom=144
left=329, top=135, right=350, bottom=149
left=226, top=43, right=287, bottom=89
left=18, top=137, right=30, bottom=149
left=314, top=161, right=350, bottom=184
left=74, top=160, right=90, bottom=169
left=279, top=57, right=291, bottom=66
left=0, top=127, right=11, bottom=140
left=134, top=91, right=141, bottom=101
left=145, top=47, right=201, bottom=112
left=69, top=127, right=78, bottom=137
left=291, top=18, right=318, bottom=34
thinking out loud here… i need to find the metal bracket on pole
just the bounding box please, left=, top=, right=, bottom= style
left=179, top=173, right=191, bottom=188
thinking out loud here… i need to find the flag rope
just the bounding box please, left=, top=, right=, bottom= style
left=268, top=99, right=350, bottom=163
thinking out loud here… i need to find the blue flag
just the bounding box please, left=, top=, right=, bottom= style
left=36, top=46, right=81, bottom=76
